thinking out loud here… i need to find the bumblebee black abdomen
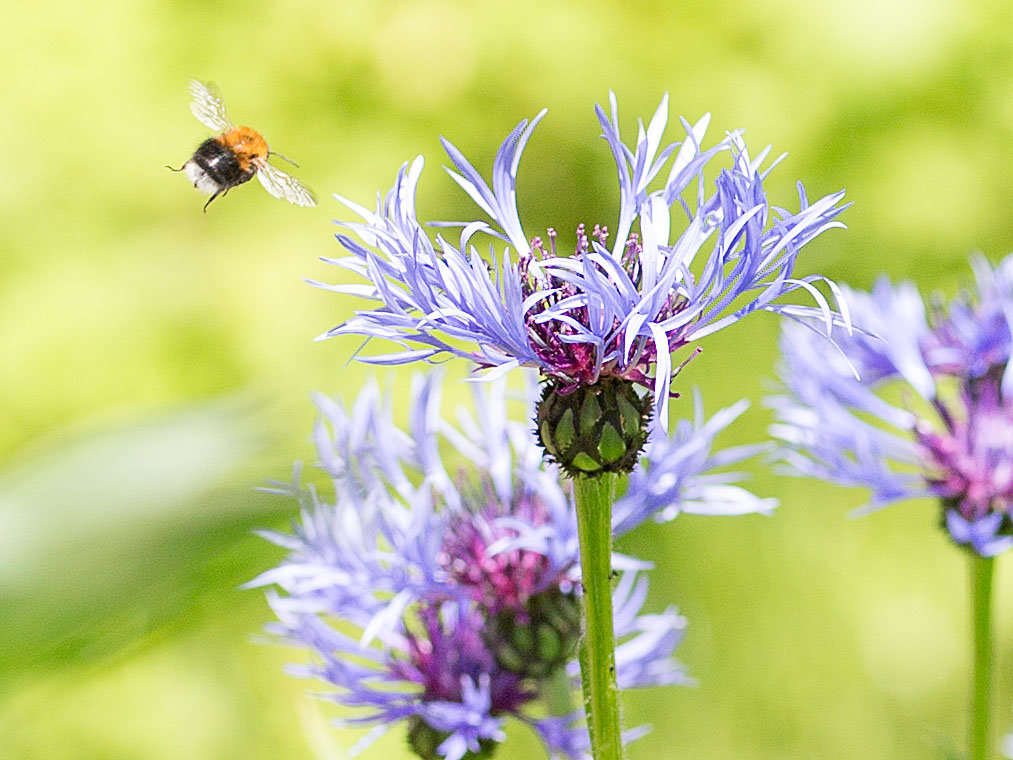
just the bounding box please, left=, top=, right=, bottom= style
left=193, top=138, right=255, bottom=188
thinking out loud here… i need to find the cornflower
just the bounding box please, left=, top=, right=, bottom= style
left=317, top=94, right=838, bottom=759
left=250, top=372, right=769, bottom=759
left=770, top=255, right=1013, bottom=556
left=768, top=254, right=1013, bottom=760
left=319, top=93, right=849, bottom=439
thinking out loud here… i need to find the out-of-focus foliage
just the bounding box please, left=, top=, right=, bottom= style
left=2, top=0, right=1013, bottom=758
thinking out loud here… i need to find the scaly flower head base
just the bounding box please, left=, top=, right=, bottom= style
left=407, top=718, right=496, bottom=760
left=484, top=587, right=583, bottom=680
left=536, top=376, right=652, bottom=478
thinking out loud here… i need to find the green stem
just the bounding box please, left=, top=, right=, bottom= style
left=969, top=554, right=995, bottom=760
left=573, top=474, right=622, bottom=760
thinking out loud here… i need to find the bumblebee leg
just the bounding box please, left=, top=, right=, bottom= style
left=165, top=162, right=187, bottom=172
left=203, top=191, right=221, bottom=213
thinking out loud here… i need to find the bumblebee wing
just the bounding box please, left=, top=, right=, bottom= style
left=257, top=161, right=317, bottom=207
left=188, top=79, right=232, bottom=131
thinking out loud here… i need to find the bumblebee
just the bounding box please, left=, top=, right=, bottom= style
left=174, top=80, right=316, bottom=211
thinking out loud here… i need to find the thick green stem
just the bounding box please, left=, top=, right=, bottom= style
left=573, top=474, right=622, bottom=760
left=969, top=554, right=995, bottom=760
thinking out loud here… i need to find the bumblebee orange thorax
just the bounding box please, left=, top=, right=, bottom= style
left=218, top=126, right=269, bottom=171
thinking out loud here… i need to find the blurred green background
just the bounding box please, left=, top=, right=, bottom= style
left=3, top=0, right=1013, bottom=758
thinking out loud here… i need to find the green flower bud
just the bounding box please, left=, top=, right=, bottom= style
left=484, top=588, right=582, bottom=680
left=407, top=716, right=497, bottom=760
left=536, top=377, right=651, bottom=478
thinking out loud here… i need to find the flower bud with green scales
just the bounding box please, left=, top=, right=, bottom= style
left=536, top=377, right=652, bottom=478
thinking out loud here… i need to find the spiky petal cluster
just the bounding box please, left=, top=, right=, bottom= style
left=612, top=389, right=778, bottom=534
left=769, top=255, right=1013, bottom=556
left=252, top=372, right=770, bottom=759
left=318, top=93, right=849, bottom=427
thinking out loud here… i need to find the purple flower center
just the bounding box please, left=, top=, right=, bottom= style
left=916, top=377, right=1013, bottom=525
left=437, top=492, right=568, bottom=617
left=393, top=604, right=533, bottom=714
left=518, top=224, right=695, bottom=392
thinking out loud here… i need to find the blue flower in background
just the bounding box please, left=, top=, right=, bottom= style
left=250, top=372, right=770, bottom=758
left=318, top=94, right=849, bottom=425
left=769, top=255, right=1013, bottom=557
left=612, top=389, right=777, bottom=535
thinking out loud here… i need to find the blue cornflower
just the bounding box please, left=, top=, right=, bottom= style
left=318, top=93, right=849, bottom=427
left=250, top=371, right=770, bottom=758
left=769, top=254, right=1013, bottom=557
